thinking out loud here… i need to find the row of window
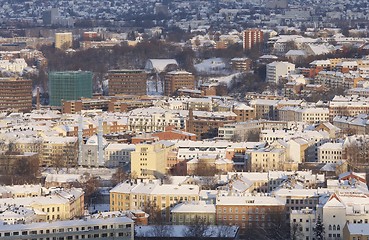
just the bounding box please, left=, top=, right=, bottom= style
left=0, top=229, right=131, bottom=238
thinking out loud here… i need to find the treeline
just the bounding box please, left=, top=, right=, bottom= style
left=41, top=40, right=194, bottom=73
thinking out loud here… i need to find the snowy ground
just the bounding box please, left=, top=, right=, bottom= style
left=88, top=204, right=110, bottom=214
left=209, top=73, right=242, bottom=88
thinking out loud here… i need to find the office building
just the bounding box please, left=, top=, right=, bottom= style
left=164, top=71, right=195, bottom=96
left=108, top=70, right=147, bottom=96
left=49, top=71, right=93, bottom=106
left=0, top=77, right=32, bottom=112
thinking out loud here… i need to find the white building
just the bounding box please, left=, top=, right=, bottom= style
left=0, top=215, right=134, bottom=240
left=290, top=208, right=316, bottom=240
left=266, top=61, right=295, bottom=84
left=0, top=58, right=27, bottom=73
left=128, top=107, right=186, bottom=132
left=318, top=142, right=343, bottom=163
left=104, top=143, right=135, bottom=168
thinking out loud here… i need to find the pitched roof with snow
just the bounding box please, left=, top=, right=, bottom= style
left=145, top=59, right=178, bottom=72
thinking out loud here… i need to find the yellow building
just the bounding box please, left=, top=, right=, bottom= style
left=186, top=154, right=234, bottom=175
left=41, top=136, right=78, bottom=167
left=110, top=181, right=200, bottom=222
left=55, top=32, right=73, bottom=49
left=13, top=136, right=78, bottom=167
left=171, top=201, right=216, bottom=225
left=250, top=147, right=286, bottom=172
left=343, top=223, right=369, bottom=240
left=0, top=188, right=84, bottom=221
left=131, top=141, right=175, bottom=179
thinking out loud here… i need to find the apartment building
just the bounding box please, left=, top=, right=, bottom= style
left=218, top=121, right=262, bottom=141
left=249, top=99, right=279, bottom=120
left=329, top=96, right=369, bottom=121
left=314, top=71, right=362, bottom=89
left=343, top=224, right=369, bottom=240
left=278, top=107, right=329, bottom=124
left=41, top=136, right=78, bottom=167
left=164, top=70, right=195, bottom=96
left=0, top=188, right=84, bottom=221
left=243, top=29, right=264, bottom=50
left=0, top=216, right=134, bottom=240
left=128, top=108, right=186, bottom=133
left=130, top=141, right=175, bottom=179
left=0, top=58, right=27, bottom=73
left=231, top=58, right=252, bottom=72
left=233, top=103, right=255, bottom=122
left=290, top=208, right=316, bottom=240
left=104, top=143, right=135, bottom=168
left=249, top=147, right=286, bottom=172
left=110, top=181, right=200, bottom=222
left=55, top=32, right=72, bottom=49
left=273, top=188, right=325, bottom=214
left=318, top=142, right=343, bottom=163
left=187, top=109, right=237, bottom=139
left=266, top=61, right=295, bottom=84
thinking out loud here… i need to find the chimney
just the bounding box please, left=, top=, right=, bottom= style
left=77, top=116, right=83, bottom=166
left=97, top=117, right=104, bottom=166
left=36, top=87, right=40, bottom=110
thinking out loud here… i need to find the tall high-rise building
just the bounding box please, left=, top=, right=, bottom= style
left=266, top=61, right=295, bottom=84
left=243, top=29, right=264, bottom=50
left=108, top=70, right=147, bottom=96
left=0, top=78, right=32, bottom=112
left=164, top=71, right=195, bottom=96
left=55, top=32, right=73, bottom=49
left=42, top=8, right=60, bottom=25
left=49, top=71, right=93, bottom=106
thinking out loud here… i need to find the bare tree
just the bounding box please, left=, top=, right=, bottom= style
left=182, top=217, right=214, bottom=239
left=217, top=225, right=237, bottom=238
left=193, top=159, right=219, bottom=176
left=77, top=172, right=100, bottom=205
left=111, top=167, right=129, bottom=186
left=246, top=129, right=261, bottom=142
left=290, top=223, right=303, bottom=240
left=143, top=199, right=163, bottom=224
left=345, top=137, right=369, bottom=171
left=150, top=224, right=173, bottom=238
left=53, top=154, right=65, bottom=174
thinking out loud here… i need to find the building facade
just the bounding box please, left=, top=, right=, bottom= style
left=266, top=61, right=295, bottom=84
left=55, top=32, right=72, bottom=49
left=108, top=70, right=147, bottom=96
left=49, top=71, right=93, bottom=106
left=130, top=141, right=175, bottom=179
left=216, top=195, right=285, bottom=231
left=0, top=216, right=134, bottom=240
left=0, top=78, right=32, bottom=112
left=243, top=29, right=264, bottom=50
left=164, top=71, right=195, bottom=96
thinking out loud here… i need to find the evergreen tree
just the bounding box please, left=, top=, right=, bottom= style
left=314, top=215, right=325, bottom=240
